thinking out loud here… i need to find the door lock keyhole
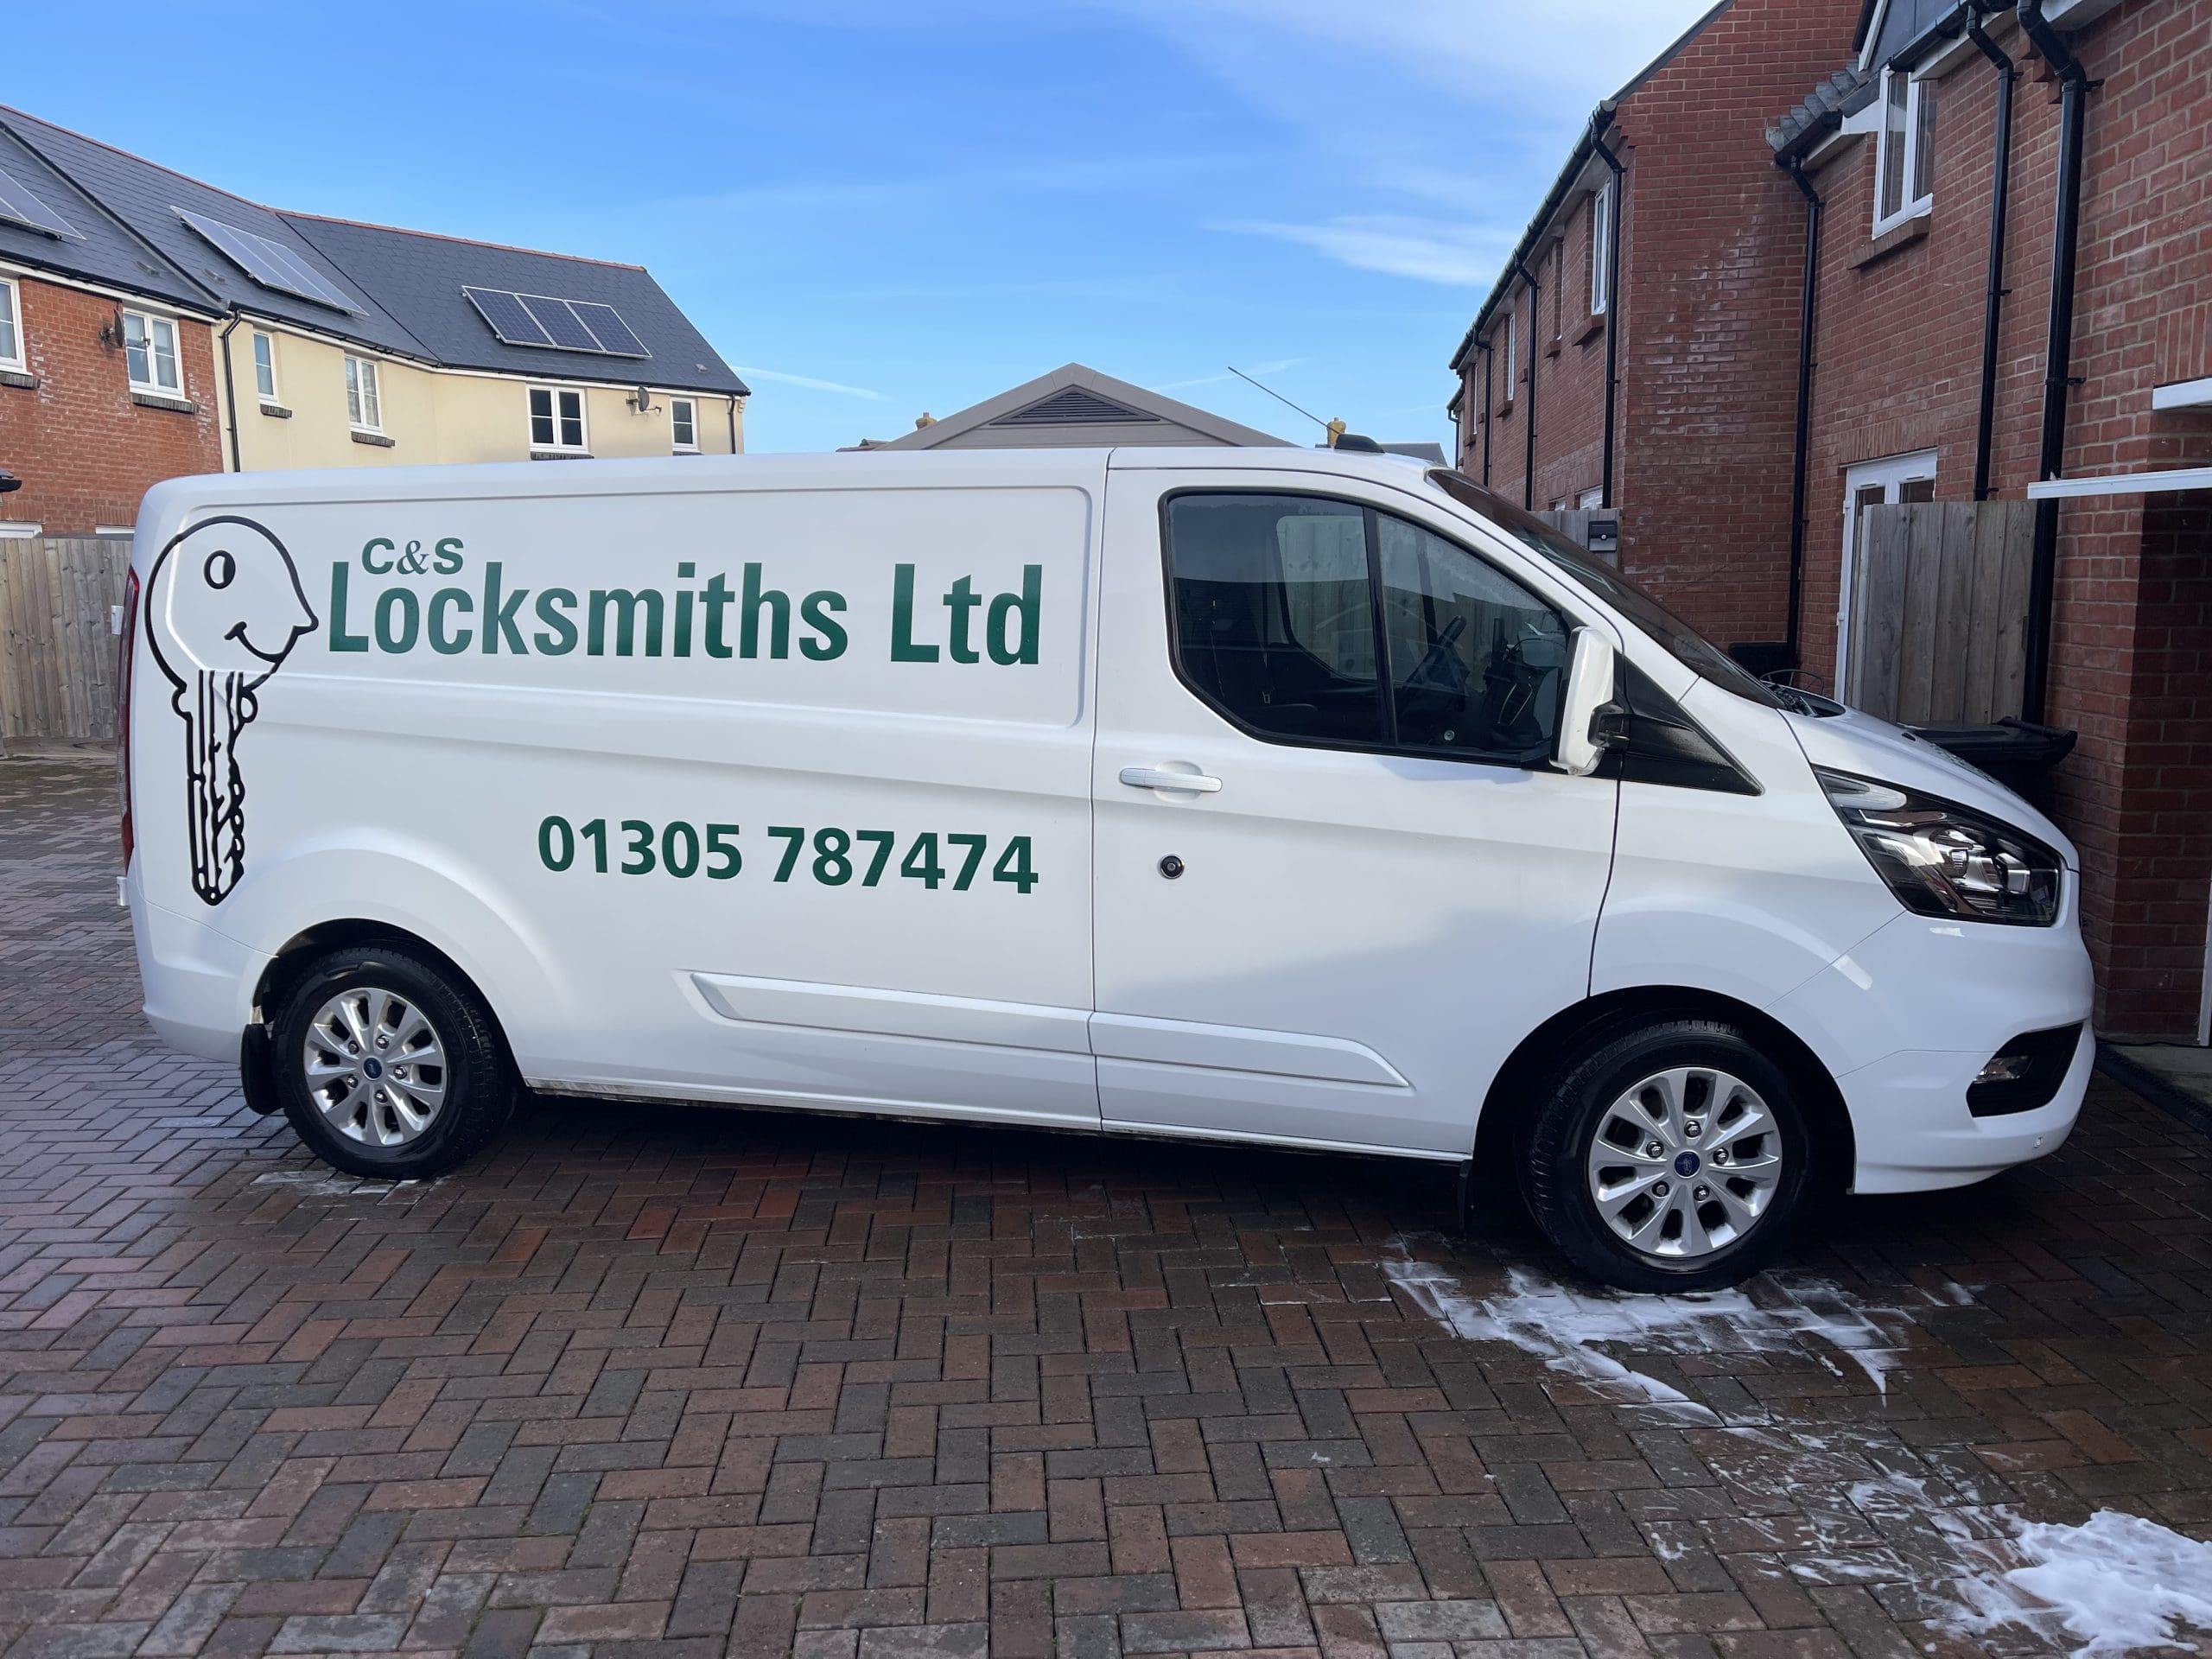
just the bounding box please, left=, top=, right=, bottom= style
left=1158, top=855, right=1185, bottom=880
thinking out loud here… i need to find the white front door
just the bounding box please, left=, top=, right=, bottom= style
left=1836, top=450, right=1936, bottom=699
left=1088, top=468, right=1619, bottom=1158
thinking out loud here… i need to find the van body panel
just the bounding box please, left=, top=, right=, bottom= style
left=1591, top=679, right=1906, bottom=1011
left=129, top=879, right=266, bottom=1061
left=1088, top=463, right=1621, bottom=1157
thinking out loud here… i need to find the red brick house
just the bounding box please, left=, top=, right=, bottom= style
left=0, top=125, right=225, bottom=536
left=1452, top=0, right=2212, bottom=1039
left=1448, top=0, right=1863, bottom=653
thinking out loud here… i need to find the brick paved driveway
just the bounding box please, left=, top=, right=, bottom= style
left=3, top=753, right=2210, bottom=1659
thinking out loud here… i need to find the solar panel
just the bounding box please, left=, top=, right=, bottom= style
left=176, top=208, right=357, bottom=312
left=570, top=302, right=651, bottom=359
left=0, top=166, right=81, bottom=239
left=463, top=286, right=553, bottom=346
left=521, top=295, right=602, bottom=352
left=461, top=287, right=651, bottom=359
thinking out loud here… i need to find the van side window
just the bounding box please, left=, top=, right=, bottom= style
left=1166, top=494, right=1386, bottom=745
left=1166, top=492, right=1567, bottom=764
left=1377, top=514, right=1568, bottom=759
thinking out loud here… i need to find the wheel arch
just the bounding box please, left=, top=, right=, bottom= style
left=1473, top=984, right=1856, bottom=1191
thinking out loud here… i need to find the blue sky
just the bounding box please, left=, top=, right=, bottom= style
left=17, top=0, right=1709, bottom=454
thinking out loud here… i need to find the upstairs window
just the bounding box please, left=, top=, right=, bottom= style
left=345, top=353, right=382, bottom=430
left=0, top=276, right=21, bottom=371
left=122, top=309, right=181, bottom=393
left=530, top=385, right=587, bottom=452
left=1503, top=309, right=1516, bottom=392
left=1874, top=67, right=1936, bottom=232
left=1589, top=181, right=1612, bottom=315
left=671, top=396, right=697, bottom=452
left=252, top=330, right=276, bottom=401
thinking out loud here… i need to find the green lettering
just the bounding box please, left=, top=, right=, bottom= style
left=533, top=588, right=578, bottom=654
left=328, top=563, right=368, bottom=652
left=741, top=563, right=789, bottom=659
left=374, top=586, right=419, bottom=653
left=428, top=587, right=474, bottom=654
left=987, top=565, right=1042, bottom=666
left=589, top=588, right=664, bottom=656
left=800, top=590, right=848, bottom=660
left=702, top=571, right=734, bottom=658
left=944, top=575, right=982, bottom=664
left=481, top=561, right=530, bottom=655
left=432, top=537, right=465, bottom=575
left=361, top=537, right=396, bottom=575
left=891, top=563, right=938, bottom=662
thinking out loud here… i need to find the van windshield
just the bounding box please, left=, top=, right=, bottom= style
left=1426, top=470, right=1783, bottom=708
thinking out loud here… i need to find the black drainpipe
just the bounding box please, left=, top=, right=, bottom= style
left=1966, top=6, right=2018, bottom=501
left=1479, top=340, right=1495, bottom=486
left=1780, top=152, right=1825, bottom=671
left=217, top=316, right=245, bottom=474
left=1513, top=256, right=1540, bottom=509
left=2016, top=0, right=2092, bottom=725
left=1591, top=120, right=1626, bottom=509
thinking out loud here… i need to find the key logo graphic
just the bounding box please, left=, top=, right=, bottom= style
left=144, top=517, right=318, bottom=905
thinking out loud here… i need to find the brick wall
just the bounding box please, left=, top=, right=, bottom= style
left=1459, top=0, right=1861, bottom=650
left=0, top=276, right=224, bottom=535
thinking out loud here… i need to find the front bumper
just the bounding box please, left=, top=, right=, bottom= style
left=1770, top=898, right=2096, bottom=1193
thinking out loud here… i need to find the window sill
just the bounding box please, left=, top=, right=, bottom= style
left=351, top=429, right=396, bottom=448
left=531, top=448, right=594, bottom=461
left=259, top=401, right=292, bottom=419
left=1496, top=397, right=1516, bottom=417
left=1852, top=213, right=1929, bottom=270
left=0, top=369, right=35, bottom=390
left=672, top=447, right=702, bottom=456
left=1544, top=336, right=1563, bottom=359
left=1573, top=314, right=1606, bottom=346
left=130, top=391, right=195, bottom=414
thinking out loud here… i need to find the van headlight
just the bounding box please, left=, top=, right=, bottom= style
left=1816, top=769, right=2063, bottom=926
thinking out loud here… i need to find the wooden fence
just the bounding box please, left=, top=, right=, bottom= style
left=1847, top=499, right=2035, bottom=726
left=0, top=537, right=132, bottom=747
left=1535, top=508, right=1624, bottom=563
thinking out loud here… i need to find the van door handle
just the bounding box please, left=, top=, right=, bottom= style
left=1119, top=766, right=1222, bottom=794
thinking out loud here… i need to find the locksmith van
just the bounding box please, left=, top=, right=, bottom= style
left=122, top=449, right=2094, bottom=1290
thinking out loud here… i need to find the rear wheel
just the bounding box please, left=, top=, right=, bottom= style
left=1524, top=1019, right=1815, bottom=1292
left=270, top=944, right=517, bottom=1179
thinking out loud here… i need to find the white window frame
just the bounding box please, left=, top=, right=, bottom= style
left=0, top=275, right=22, bottom=372
left=1836, top=448, right=1937, bottom=696
left=345, top=353, right=383, bottom=433
left=671, top=395, right=698, bottom=453
left=1589, top=181, right=1611, bottom=316
left=1502, top=308, right=1516, bottom=392
left=121, top=308, right=182, bottom=395
left=251, top=330, right=277, bottom=402
left=1872, top=66, right=1935, bottom=235
left=529, top=385, right=589, bottom=454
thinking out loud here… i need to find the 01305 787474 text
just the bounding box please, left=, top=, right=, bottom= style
left=534, top=815, right=1039, bottom=893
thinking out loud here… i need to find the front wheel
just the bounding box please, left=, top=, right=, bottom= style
left=269, top=944, right=518, bottom=1179
left=1524, top=1020, right=1816, bottom=1292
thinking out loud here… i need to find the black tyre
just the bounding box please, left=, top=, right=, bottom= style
left=269, top=944, right=517, bottom=1179
left=1524, top=1019, right=1815, bottom=1292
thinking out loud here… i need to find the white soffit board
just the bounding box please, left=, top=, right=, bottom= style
left=2151, top=376, right=2212, bottom=411
left=2025, top=466, right=2212, bottom=499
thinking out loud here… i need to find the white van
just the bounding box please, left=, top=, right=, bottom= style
left=122, top=449, right=2093, bottom=1290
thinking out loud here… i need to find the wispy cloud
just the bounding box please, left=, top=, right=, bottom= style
left=1152, top=357, right=1306, bottom=392
left=731, top=366, right=887, bottom=400
left=1210, top=217, right=1514, bottom=287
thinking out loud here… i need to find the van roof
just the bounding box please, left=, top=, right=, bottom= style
left=131, top=447, right=1446, bottom=541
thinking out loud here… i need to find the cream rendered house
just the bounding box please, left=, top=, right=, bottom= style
left=2, top=106, right=746, bottom=475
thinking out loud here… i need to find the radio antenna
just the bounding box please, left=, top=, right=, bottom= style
left=1227, top=365, right=1328, bottom=432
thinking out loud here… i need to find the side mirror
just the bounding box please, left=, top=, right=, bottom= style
left=1554, top=627, right=1626, bottom=776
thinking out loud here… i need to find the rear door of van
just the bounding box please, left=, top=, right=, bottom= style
left=1089, top=461, right=1619, bottom=1157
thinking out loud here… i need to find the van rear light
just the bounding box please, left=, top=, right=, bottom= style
left=117, top=569, right=139, bottom=871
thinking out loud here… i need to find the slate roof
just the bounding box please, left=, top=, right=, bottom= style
left=284, top=215, right=745, bottom=394
left=0, top=105, right=743, bottom=397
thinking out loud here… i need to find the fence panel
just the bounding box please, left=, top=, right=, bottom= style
left=0, top=537, right=131, bottom=746
left=1535, top=509, right=1624, bottom=563
left=1847, top=500, right=2035, bottom=725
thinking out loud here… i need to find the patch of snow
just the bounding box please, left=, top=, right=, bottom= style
left=1951, top=1510, right=2212, bottom=1658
